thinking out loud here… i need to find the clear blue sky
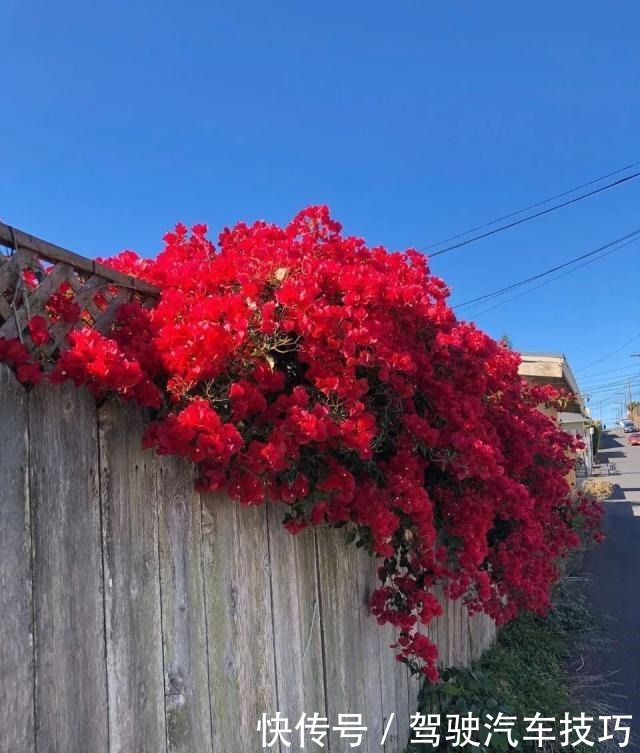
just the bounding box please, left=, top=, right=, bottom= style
left=2, top=0, right=639, bottom=424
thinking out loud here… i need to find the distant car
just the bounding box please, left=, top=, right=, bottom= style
left=619, top=419, right=632, bottom=429
left=620, top=419, right=637, bottom=432
left=628, top=433, right=640, bottom=446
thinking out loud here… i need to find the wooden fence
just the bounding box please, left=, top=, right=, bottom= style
left=0, top=222, right=158, bottom=362
left=0, top=221, right=496, bottom=752
left=1, top=365, right=495, bottom=753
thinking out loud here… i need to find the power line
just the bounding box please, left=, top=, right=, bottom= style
left=581, top=374, right=640, bottom=395
left=587, top=378, right=640, bottom=408
left=581, top=376, right=640, bottom=406
left=427, top=171, right=640, bottom=258
left=576, top=332, right=640, bottom=373
left=424, top=160, right=640, bottom=251
left=581, top=365, right=640, bottom=389
left=456, top=234, right=640, bottom=319
left=582, top=376, right=640, bottom=393
left=453, top=228, right=640, bottom=310
left=578, top=362, right=640, bottom=381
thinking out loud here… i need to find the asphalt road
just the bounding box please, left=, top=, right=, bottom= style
left=580, top=429, right=640, bottom=728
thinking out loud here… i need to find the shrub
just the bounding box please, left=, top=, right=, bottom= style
left=0, top=206, right=601, bottom=680
left=581, top=479, right=614, bottom=501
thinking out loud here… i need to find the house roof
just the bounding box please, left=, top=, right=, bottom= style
left=518, top=352, right=584, bottom=413
left=557, top=411, right=590, bottom=425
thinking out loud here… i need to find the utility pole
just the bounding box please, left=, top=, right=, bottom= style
left=629, top=356, right=640, bottom=419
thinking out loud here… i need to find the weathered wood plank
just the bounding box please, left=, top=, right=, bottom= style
left=92, top=287, right=133, bottom=334
left=445, top=588, right=457, bottom=668
left=370, top=572, right=411, bottom=752
left=407, top=622, right=428, bottom=714
left=359, top=554, right=412, bottom=753
left=408, top=584, right=444, bottom=710
left=0, top=253, right=19, bottom=296
left=430, top=583, right=452, bottom=668
left=29, top=381, right=108, bottom=753
left=388, top=644, right=411, bottom=753
left=0, top=261, right=71, bottom=340
left=0, top=365, right=35, bottom=753
left=157, top=455, right=213, bottom=753
left=0, top=254, right=19, bottom=321
left=0, top=363, right=497, bottom=753
left=459, top=598, right=470, bottom=667
left=98, top=400, right=166, bottom=753
left=0, top=291, right=12, bottom=320
left=355, top=551, right=385, bottom=753
left=201, top=494, right=279, bottom=752
left=266, top=505, right=326, bottom=743
left=0, top=222, right=159, bottom=296
left=315, top=528, right=368, bottom=752
left=469, top=611, right=496, bottom=662
left=445, top=592, right=459, bottom=668
left=45, top=274, right=108, bottom=354
left=394, top=663, right=412, bottom=753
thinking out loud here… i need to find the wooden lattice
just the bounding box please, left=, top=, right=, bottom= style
left=0, top=222, right=158, bottom=363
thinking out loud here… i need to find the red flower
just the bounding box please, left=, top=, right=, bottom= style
left=1, top=206, right=599, bottom=677
left=27, top=315, right=50, bottom=346
left=16, top=362, right=43, bottom=385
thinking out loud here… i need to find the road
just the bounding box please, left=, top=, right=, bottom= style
left=579, top=428, right=640, bottom=728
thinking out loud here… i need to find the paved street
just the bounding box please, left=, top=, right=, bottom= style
left=580, top=429, right=640, bottom=726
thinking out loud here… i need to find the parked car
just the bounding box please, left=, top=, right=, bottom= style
left=629, top=433, right=640, bottom=446
left=619, top=419, right=632, bottom=429
left=623, top=422, right=639, bottom=433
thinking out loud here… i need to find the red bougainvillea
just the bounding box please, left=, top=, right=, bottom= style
left=0, top=207, right=601, bottom=680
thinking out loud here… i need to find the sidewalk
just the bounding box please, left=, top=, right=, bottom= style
left=577, top=430, right=640, bottom=733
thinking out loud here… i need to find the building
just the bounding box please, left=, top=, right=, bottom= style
left=518, top=352, right=594, bottom=478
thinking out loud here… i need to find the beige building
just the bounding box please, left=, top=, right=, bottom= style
left=518, top=352, right=593, bottom=478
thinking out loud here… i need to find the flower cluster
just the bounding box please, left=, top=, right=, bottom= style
left=0, top=207, right=600, bottom=680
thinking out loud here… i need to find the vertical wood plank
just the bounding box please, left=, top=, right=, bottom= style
left=376, top=620, right=402, bottom=753
left=29, top=382, right=108, bottom=753
left=469, top=611, right=496, bottom=662
left=406, top=636, right=422, bottom=710
left=432, top=583, right=447, bottom=668
left=468, top=612, right=478, bottom=661
left=99, top=401, right=166, bottom=753
left=460, top=600, right=470, bottom=667
left=457, top=598, right=466, bottom=666
left=367, top=556, right=410, bottom=753
left=0, top=365, right=35, bottom=753
left=1, top=368, right=496, bottom=753
left=460, top=599, right=468, bottom=664
left=355, top=551, right=385, bottom=753
left=451, top=596, right=462, bottom=667
left=266, top=505, right=327, bottom=739
left=391, top=642, right=411, bottom=753
left=201, top=495, right=279, bottom=752
left=316, top=529, right=368, bottom=752
left=407, top=585, right=441, bottom=712
left=445, top=590, right=456, bottom=667
left=157, top=456, right=213, bottom=753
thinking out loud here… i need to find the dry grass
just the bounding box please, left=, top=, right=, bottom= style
left=581, top=479, right=615, bottom=501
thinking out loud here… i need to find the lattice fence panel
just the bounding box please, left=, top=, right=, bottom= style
left=0, top=223, right=158, bottom=367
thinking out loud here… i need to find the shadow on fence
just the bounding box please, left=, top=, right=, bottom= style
left=0, top=365, right=495, bottom=753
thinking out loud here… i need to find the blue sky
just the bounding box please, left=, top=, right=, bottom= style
left=1, top=0, right=639, bottom=423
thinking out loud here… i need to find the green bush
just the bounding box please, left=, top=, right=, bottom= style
left=405, top=581, right=608, bottom=752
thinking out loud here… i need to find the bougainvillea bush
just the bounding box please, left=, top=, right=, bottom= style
left=0, top=206, right=601, bottom=681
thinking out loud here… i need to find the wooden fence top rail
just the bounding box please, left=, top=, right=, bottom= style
left=0, top=222, right=159, bottom=297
